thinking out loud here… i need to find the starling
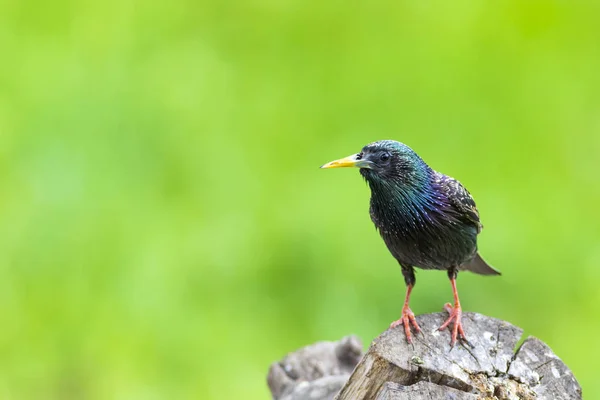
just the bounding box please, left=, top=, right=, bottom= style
left=321, top=140, right=500, bottom=346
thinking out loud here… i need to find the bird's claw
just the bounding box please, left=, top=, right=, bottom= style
left=438, top=302, right=467, bottom=347
left=390, top=305, right=421, bottom=343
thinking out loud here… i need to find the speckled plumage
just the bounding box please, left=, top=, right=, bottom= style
left=358, top=140, right=497, bottom=280
left=321, top=139, right=500, bottom=345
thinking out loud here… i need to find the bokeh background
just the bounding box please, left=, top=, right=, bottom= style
left=2, top=1, right=599, bottom=399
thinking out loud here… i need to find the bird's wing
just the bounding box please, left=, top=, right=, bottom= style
left=437, top=173, right=483, bottom=233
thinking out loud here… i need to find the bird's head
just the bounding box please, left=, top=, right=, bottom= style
left=321, top=140, right=430, bottom=187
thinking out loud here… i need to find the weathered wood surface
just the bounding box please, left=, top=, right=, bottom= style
left=267, top=312, right=582, bottom=400
left=267, top=335, right=364, bottom=400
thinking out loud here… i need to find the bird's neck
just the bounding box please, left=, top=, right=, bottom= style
left=366, top=166, right=435, bottom=202
left=366, top=169, right=443, bottom=227
left=369, top=178, right=436, bottom=208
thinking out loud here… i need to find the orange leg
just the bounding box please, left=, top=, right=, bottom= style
left=438, top=277, right=466, bottom=346
left=390, top=284, right=421, bottom=343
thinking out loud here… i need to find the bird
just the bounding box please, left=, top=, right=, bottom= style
left=320, top=140, right=500, bottom=346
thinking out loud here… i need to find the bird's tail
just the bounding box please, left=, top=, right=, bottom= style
left=464, top=253, right=501, bottom=276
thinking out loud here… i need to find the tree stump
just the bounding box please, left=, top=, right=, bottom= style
left=267, top=335, right=364, bottom=400
left=267, top=312, right=582, bottom=400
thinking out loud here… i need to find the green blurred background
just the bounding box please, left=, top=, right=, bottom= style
left=2, top=1, right=599, bottom=398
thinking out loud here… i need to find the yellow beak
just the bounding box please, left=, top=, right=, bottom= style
left=320, top=154, right=372, bottom=169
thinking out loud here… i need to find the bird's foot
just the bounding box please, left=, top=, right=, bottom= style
left=390, top=305, right=421, bottom=343
left=438, top=302, right=467, bottom=347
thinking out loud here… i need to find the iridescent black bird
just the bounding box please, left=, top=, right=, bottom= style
left=321, top=140, right=500, bottom=345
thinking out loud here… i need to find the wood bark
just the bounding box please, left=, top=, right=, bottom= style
left=267, top=312, right=582, bottom=400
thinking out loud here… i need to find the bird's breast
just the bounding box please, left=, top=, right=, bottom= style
left=369, top=199, right=477, bottom=270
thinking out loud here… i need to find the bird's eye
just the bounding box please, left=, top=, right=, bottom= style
left=379, top=152, right=390, bottom=162
left=356, top=152, right=364, bottom=160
